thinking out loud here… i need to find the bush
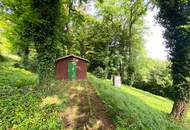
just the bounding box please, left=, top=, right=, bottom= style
left=93, top=66, right=107, bottom=79
left=26, top=58, right=38, bottom=73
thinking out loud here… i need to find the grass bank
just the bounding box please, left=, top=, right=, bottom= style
left=0, top=55, right=66, bottom=129
left=89, top=74, right=190, bottom=130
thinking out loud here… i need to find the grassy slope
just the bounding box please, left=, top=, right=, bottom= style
left=89, top=74, right=190, bottom=130
left=0, top=66, right=37, bottom=87
left=1, top=53, right=189, bottom=129
left=0, top=55, right=65, bottom=129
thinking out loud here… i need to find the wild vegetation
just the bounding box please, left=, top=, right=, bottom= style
left=0, top=56, right=66, bottom=129
left=0, top=0, right=190, bottom=129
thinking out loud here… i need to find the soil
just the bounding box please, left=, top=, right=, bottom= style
left=59, top=81, right=116, bottom=130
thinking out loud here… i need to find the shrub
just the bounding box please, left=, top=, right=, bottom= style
left=93, top=66, right=107, bottom=79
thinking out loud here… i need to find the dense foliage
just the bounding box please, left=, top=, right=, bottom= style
left=134, top=60, right=174, bottom=99
left=0, top=0, right=151, bottom=85
left=0, top=85, right=62, bottom=129
left=0, top=66, right=37, bottom=87
left=89, top=0, right=149, bottom=84
left=0, top=0, right=86, bottom=83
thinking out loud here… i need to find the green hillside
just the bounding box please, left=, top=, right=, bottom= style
left=1, top=54, right=190, bottom=129
left=89, top=74, right=190, bottom=130
left=0, top=57, right=64, bottom=129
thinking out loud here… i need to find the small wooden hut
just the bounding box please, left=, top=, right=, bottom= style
left=55, top=54, right=88, bottom=80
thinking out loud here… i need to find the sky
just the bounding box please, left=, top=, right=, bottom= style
left=143, top=8, right=168, bottom=60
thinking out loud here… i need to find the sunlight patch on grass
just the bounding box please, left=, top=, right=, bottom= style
left=59, top=105, right=79, bottom=129
left=121, top=86, right=173, bottom=113
left=76, top=85, right=84, bottom=91
left=1, top=53, right=21, bottom=61
left=40, top=95, right=63, bottom=107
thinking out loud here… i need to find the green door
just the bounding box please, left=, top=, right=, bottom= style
left=68, top=61, right=76, bottom=80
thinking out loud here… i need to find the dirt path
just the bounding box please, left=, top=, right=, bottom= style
left=59, top=81, right=115, bottom=130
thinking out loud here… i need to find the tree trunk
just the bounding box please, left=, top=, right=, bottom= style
left=170, top=99, right=188, bottom=120
left=35, top=40, right=56, bottom=85
left=127, top=30, right=134, bottom=85
left=31, top=0, right=60, bottom=85
left=119, top=61, right=124, bottom=81
left=127, top=8, right=135, bottom=85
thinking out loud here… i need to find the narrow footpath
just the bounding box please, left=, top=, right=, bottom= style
left=59, top=81, right=115, bottom=130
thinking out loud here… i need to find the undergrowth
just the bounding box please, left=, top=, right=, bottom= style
left=0, top=58, right=66, bottom=129
left=89, top=74, right=188, bottom=130
left=0, top=66, right=37, bottom=87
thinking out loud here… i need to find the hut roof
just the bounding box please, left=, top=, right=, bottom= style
left=56, top=54, right=89, bottom=62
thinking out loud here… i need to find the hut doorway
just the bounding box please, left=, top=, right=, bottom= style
left=68, top=61, right=76, bottom=80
